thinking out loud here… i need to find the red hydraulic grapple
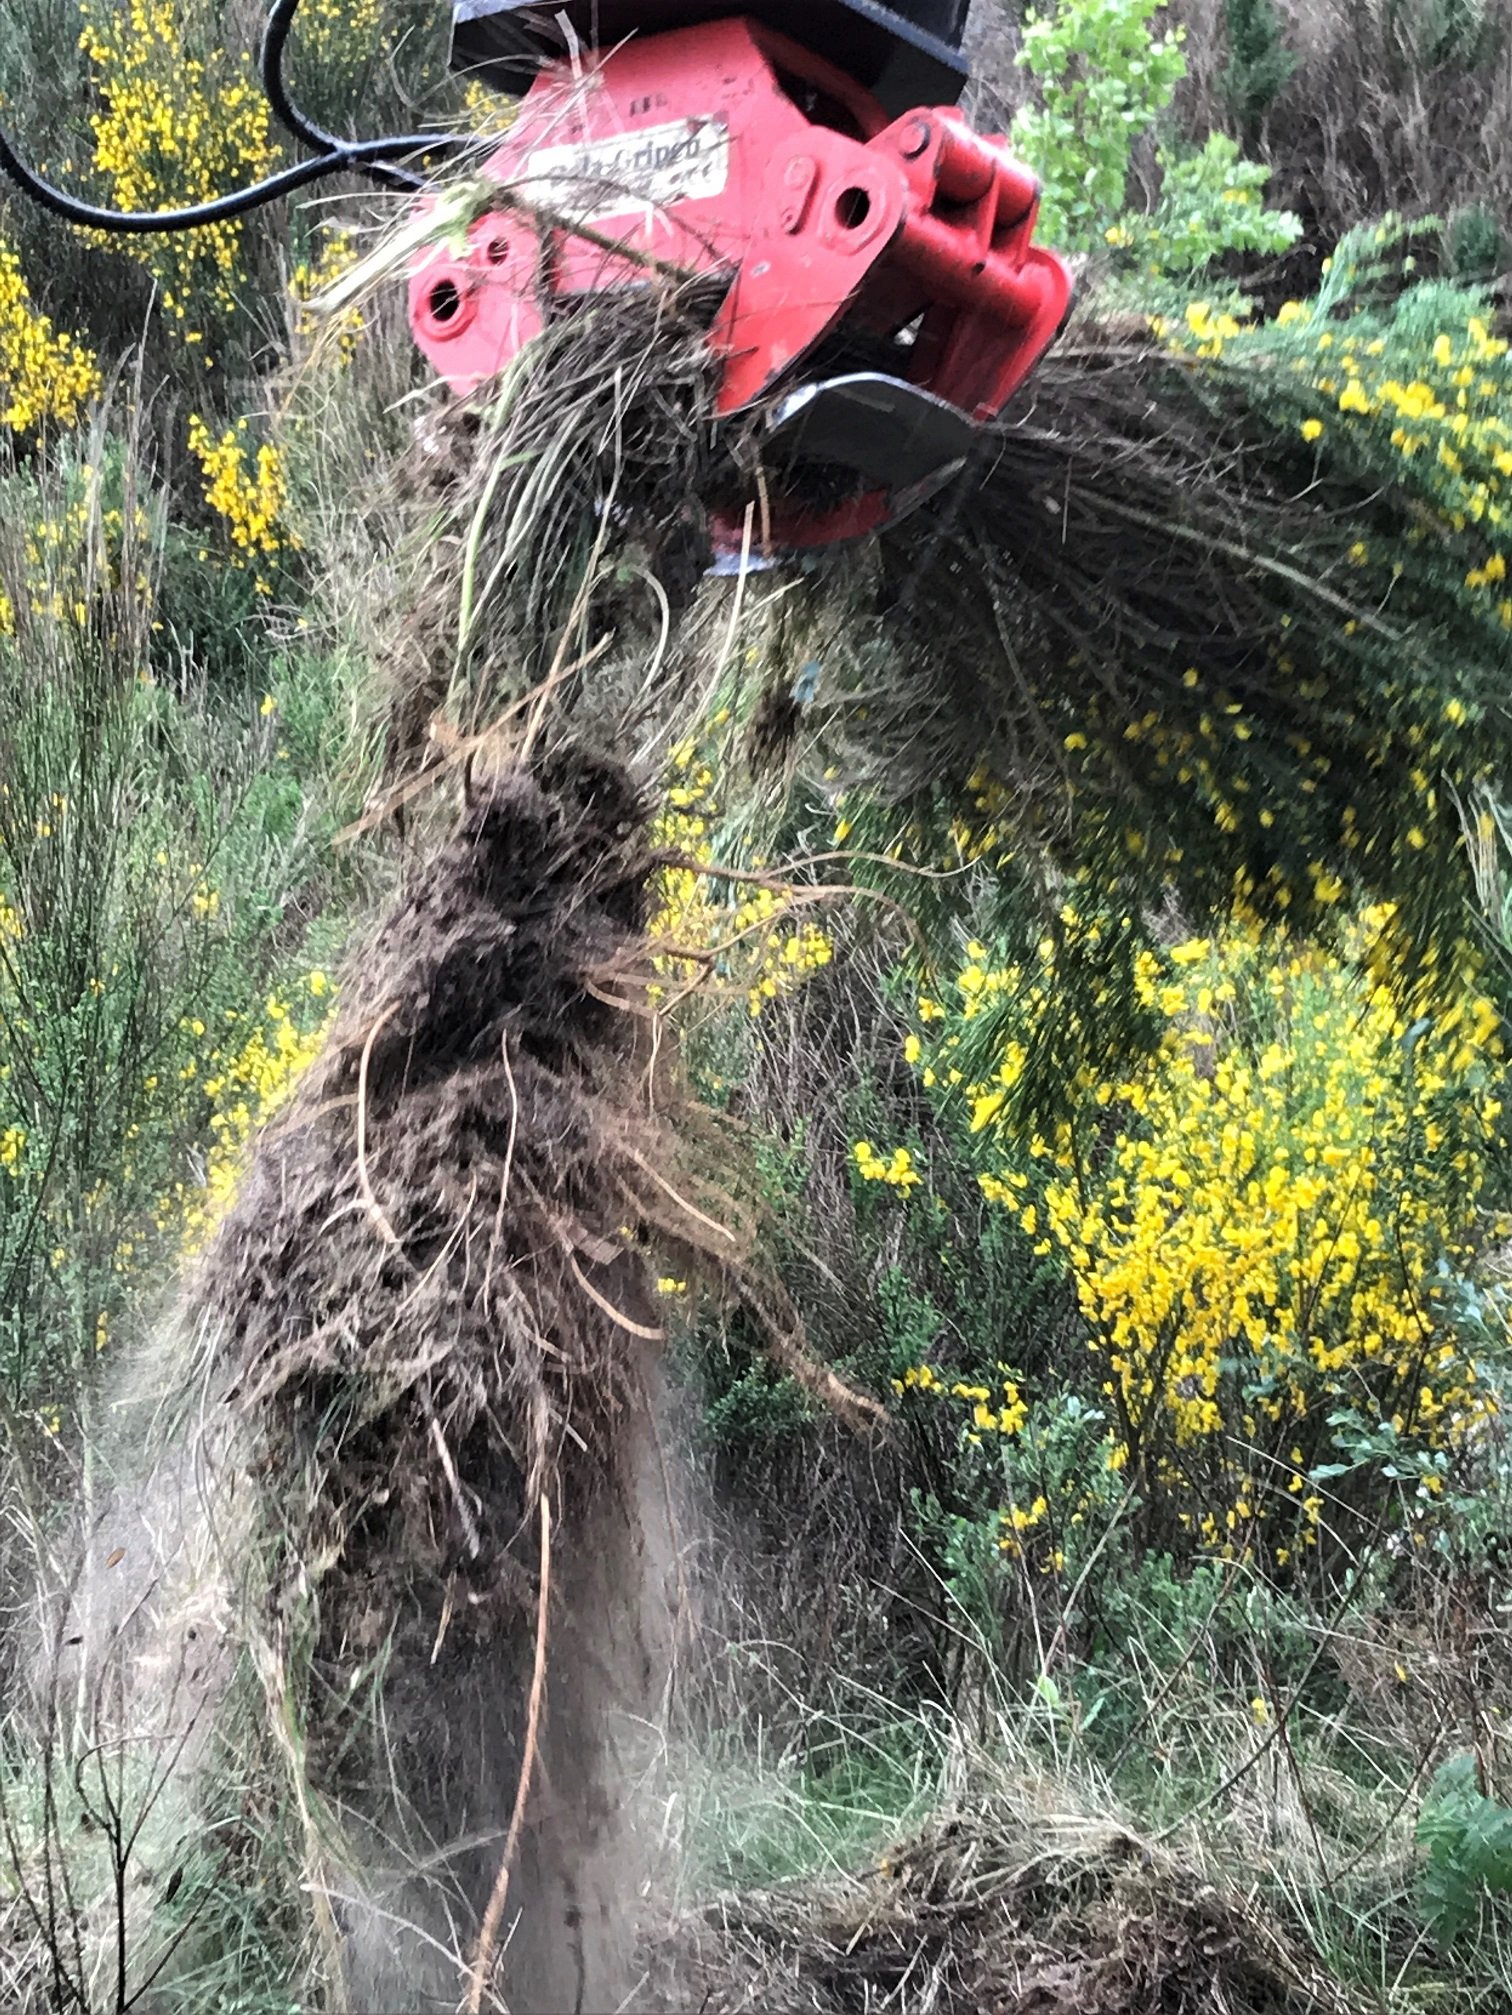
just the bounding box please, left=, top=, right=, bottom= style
left=0, top=0, right=1072, bottom=556
left=418, top=0, right=1073, bottom=549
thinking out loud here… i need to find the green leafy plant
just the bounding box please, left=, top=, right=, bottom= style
left=1221, top=0, right=1296, bottom=138
left=1386, top=0, right=1500, bottom=72
left=1444, top=201, right=1506, bottom=283
left=1107, top=131, right=1300, bottom=275
left=1011, top=0, right=1188, bottom=245
left=1010, top=0, right=1299, bottom=276
left=1419, top=1753, right=1512, bottom=1941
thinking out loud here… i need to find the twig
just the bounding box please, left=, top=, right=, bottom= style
left=566, top=1251, right=666, bottom=1341
left=498, top=1028, right=520, bottom=1209
left=431, top=1575, right=459, bottom=1668
left=1043, top=1481, right=1136, bottom=1672
left=653, top=854, right=929, bottom=950
left=355, top=1002, right=406, bottom=1255
left=622, top=1144, right=737, bottom=1244
left=711, top=505, right=755, bottom=694
left=464, top=1494, right=553, bottom=2015
left=428, top=1410, right=483, bottom=1561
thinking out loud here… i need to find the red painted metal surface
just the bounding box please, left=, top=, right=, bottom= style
left=408, top=14, right=1072, bottom=548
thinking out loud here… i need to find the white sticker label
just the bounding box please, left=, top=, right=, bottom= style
left=523, top=118, right=729, bottom=224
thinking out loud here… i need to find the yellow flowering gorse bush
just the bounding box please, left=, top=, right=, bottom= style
left=0, top=238, right=100, bottom=434
left=296, top=0, right=382, bottom=42
left=14, top=465, right=156, bottom=630
left=651, top=733, right=833, bottom=1017
left=80, top=0, right=276, bottom=337
left=854, top=1140, right=921, bottom=1189
left=879, top=913, right=1507, bottom=1561
left=164, top=974, right=332, bottom=1251
left=291, top=229, right=365, bottom=364
left=1165, top=250, right=1512, bottom=628
left=188, top=414, right=293, bottom=582
left=1288, top=305, right=1511, bottom=604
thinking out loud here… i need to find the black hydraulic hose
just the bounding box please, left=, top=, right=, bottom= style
left=0, top=0, right=480, bottom=234
left=0, top=128, right=471, bottom=235
left=260, top=0, right=426, bottom=192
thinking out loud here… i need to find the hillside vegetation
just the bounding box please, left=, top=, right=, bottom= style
left=0, top=1, right=1511, bottom=2010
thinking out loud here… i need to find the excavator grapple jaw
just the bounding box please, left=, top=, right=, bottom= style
left=417, top=0, right=1073, bottom=552
left=0, top=0, right=1070, bottom=560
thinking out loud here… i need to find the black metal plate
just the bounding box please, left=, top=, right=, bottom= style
left=451, top=0, right=969, bottom=117
left=763, top=372, right=976, bottom=494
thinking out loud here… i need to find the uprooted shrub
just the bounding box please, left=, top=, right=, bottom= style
left=183, top=739, right=870, bottom=2011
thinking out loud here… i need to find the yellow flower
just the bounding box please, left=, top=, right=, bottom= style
left=79, top=0, right=277, bottom=337
left=0, top=236, right=100, bottom=433
left=169, top=995, right=333, bottom=1251
left=648, top=733, right=834, bottom=1019
left=967, top=916, right=1500, bottom=1538
left=1300, top=418, right=1324, bottom=442
left=853, top=1140, right=921, bottom=1191
left=188, top=415, right=293, bottom=563
left=970, top=1089, right=1006, bottom=1134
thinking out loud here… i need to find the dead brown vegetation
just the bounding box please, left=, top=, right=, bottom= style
left=661, top=1794, right=1364, bottom=2015
left=1174, top=0, right=1512, bottom=294
left=377, top=284, right=721, bottom=789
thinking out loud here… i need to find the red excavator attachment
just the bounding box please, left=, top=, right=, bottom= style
left=0, top=0, right=1069, bottom=560
left=411, top=7, right=1073, bottom=554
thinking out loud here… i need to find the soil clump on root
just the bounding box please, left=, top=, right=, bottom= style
left=187, top=744, right=779, bottom=2012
